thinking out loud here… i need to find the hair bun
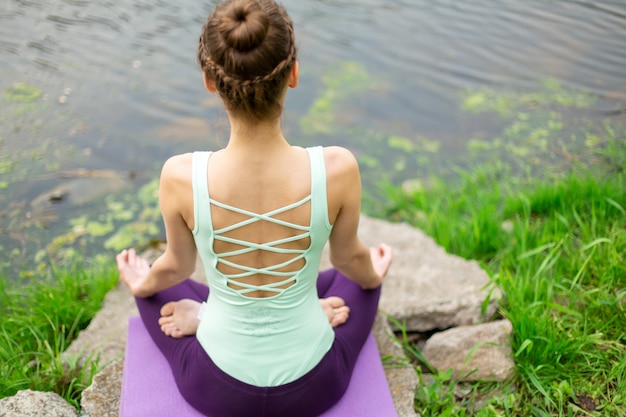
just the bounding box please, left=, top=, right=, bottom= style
left=220, top=0, right=269, bottom=52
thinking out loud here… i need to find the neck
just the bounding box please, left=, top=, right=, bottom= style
left=225, top=115, right=289, bottom=154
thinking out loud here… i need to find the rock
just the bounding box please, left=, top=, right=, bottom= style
left=0, top=390, right=78, bottom=417
left=81, top=360, right=123, bottom=417
left=30, top=178, right=129, bottom=210
left=63, top=283, right=137, bottom=370
left=355, top=216, right=500, bottom=332
left=421, top=320, right=515, bottom=382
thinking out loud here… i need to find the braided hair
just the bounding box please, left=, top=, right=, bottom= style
left=198, top=0, right=297, bottom=121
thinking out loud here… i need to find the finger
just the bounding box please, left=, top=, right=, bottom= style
left=115, top=249, right=128, bottom=269
left=379, top=243, right=392, bottom=259
left=371, top=244, right=384, bottom=261
left=116, top=249, right=127, bottom=260
left=128, top=248, right=139, bottom=268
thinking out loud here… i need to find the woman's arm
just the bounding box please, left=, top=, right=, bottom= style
left=325, top=147, right=392, bottom=289
left=116, top=154, right=198, bottom=297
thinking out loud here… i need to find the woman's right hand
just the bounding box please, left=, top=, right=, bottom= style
left=370, top=243, right=392, bottom=281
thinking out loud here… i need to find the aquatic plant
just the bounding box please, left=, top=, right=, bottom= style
left=44, top=178, right=161, bottom=263
left=300, top=61, right=377, bottom=135
left=456, top=79, right=623, bottom=181
left=4, top=83, right=42, bottom=103
left=299, top=60, right=445, bottom=202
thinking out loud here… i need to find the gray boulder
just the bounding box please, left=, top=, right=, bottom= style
left=351, top=216, right=500, bottom=332
left=0, top=390, right=78, bottom=417
left=81, top=359, right=123, bottom=417
left=422, top=320, right=515, bottom=382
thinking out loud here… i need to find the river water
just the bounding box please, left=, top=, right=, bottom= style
left=1, top=0, right=625, bottom=272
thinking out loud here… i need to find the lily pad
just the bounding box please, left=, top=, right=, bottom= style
left=4, top=83, right=42, bottom=103
left=105, top=221, right=160, bottom=251
left=387, top=135, right=415, bottom=153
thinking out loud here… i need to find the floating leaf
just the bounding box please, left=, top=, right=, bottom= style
left=137, top=179, right=159, bottom=205
left=47, top=230, right=82, bottom=253
left=387, top=135, right=414, bottom=153
left=585, top=133, right=601, bottom=148
left=4, top=83, right=42, bottom=103
left=85, top=220, right=113, bottom=237
left=467, top=139, right=492, bottom=152
left=104, top=221, right=160, bottom=251
left=0, top=160, right=16, bottom=174
left=358, top=155, right=378, bottom=168
left=461, top=90, right=487, bottom=111
left=393, top=159, right=406, bottom=172
left=418, top=137, right=440, bottom=153
left=108, top=201, right=135, bottom=221
left=416, top=155, right=430, bottom=166
left=506, top=143, right=530, bottom=157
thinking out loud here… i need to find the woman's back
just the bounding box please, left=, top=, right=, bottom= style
left=205, top=145, right=317, bottom=298
left=193, top=146, right=336, bottom=386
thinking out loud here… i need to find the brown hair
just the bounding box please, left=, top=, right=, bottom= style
left=198, top=0, right=297, bottom=121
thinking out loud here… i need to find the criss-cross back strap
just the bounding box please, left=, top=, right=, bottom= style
left=210, top=195, right=312, bottom=295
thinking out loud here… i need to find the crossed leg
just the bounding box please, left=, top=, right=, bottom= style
left=133, top=269, right=380, bottom=417
left=158, top=295, right=350, bottom=338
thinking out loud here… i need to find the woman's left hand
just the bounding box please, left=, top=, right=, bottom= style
left=116, top=248, right=152, bottom=297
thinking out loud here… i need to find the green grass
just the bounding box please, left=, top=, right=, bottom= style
left=375, top=138, right=626, bottom=416
left=0, top=257, right=118, bottom=409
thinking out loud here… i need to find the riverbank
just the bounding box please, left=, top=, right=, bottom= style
left=378, top=140, right=626, bottom=415
left=0, top=259, right=118, bottom=408
left=2, top=142, right=624, bottom=416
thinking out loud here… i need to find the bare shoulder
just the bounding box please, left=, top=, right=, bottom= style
left=322, top=146, right=359, bottom=180
left=159, top=153, right=195, bottom=227
left=160, top=153, right=193, bottom=183
left=322, top=147, right=361, bottom=224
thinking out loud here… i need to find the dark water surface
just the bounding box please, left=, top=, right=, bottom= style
left=1, top=0, right=625, bottom=271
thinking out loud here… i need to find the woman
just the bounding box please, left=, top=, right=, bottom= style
left=116, top=0, right=392, bottom=415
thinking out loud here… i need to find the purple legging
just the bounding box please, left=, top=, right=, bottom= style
left=134, top=268, right=381, bottom=417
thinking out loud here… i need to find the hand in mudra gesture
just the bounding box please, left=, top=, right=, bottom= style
left=370, top=243, right=392, bottom=280
left=116, top=248, right=151, bottom=296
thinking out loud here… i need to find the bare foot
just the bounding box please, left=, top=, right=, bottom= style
left=320, top=296, right=350, bottom=328
left=158, top=299, right=202, bottom=338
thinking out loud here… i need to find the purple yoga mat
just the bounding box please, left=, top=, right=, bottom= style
left=119, top=317, right=398, bottom=417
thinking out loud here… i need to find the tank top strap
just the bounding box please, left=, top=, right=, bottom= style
left=191, top=151, right=212, bottom=236
left=306, top=146, right=331, bottom=229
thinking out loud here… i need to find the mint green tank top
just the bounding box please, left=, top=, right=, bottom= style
left=192, top=146, right=335, bottom=387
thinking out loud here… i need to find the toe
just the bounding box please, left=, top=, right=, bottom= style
left=330, top=306, right=350, bottom=327
left=161, top=323, right=181, bottom=338
left=158, top=315, right=174, bottom=326
left=160, top=301, right=177, bottom=317
left=331, top=312, right=349, bottom=327
left=171, top=329, right=184, bottom=338
left=326, top=296, right=346, bottom=308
